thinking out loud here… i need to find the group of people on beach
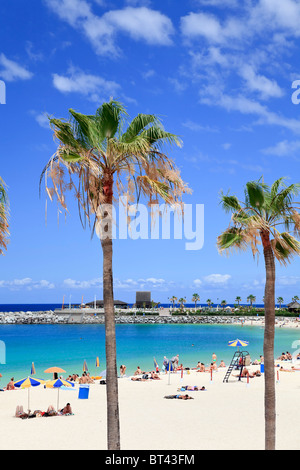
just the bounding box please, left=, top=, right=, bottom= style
left=131, top=369, right=161, bottom=381
left=66, top=372, right=94, bottom=384
left=15, top=403, right=73, bottom=419
left=277, top=351, right=297, bottom=361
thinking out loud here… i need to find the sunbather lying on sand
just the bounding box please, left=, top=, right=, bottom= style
left=150, top=371, right=160, bottom=380
left=279, top=367, right=295, bottom=372
left=15, top=405, right=28, bottom=418
left=233, top=368, right=261, bottom=378
left=164, top=394, right=194, bottom=400
left=60, top=403, right=73, bottom=415
left=44, top=405, right=57, bottom=416
left=177, top=386, right=206, bottom=391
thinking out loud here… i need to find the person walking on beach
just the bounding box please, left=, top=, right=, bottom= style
left=212, top=353, right=217, bottom=364
left=172, top=354, right=179, bottom=369
left=162, top=356, right=169, bottom=374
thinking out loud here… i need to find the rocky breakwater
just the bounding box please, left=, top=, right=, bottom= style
left=0, top=312, right=245, bottom=325
left=82, top=314, right=238, bottom=325
left=0, top=311, right=69, bottom=324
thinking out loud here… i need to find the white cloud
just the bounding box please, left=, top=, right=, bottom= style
left=63, top=276, right=171, bottom=291
left=195, top=0, right=239, bottom=6
left=0, top=278, right=55, bottom=290
left=181, top=12, right=223, bottom=43
left=278, top=276, right=300, bottom=286
left=262, top=140, right=300, bottom=157
left=193, top=279, right=203, bottom=287
left=180, top=11, right=245, bottom=46
left=203, top=274, right=231, bottom=285
left=45, top=1, right=174, bottom=56
left=102, top=7, right=173, bottom=45
left=181, top=1, right=300, bottom=47
left=52, top=67, right=120, bottom=101
left=178, top=1, right=300, bottom=137
left=63, top=278, right=102, bottom=289
left=33, top=112, right=50, bottom=129
left=239, top=64, right=283, bottom=100
left=200, top=91, right=300, bottom=134
left=251, top=0, right=300, bottom=36
left=182, top=120, right=218, bottom=133
left=142, top=69, right=155, bottom=80
left=0, top=53, right=33, bottom=82
left=222, top=143, right=232, bottom=150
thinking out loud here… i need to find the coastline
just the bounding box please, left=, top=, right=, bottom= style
left=0, top=310, right=299, bottom=328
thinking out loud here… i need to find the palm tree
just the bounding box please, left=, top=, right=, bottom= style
left=169, top=296, right=177, bottom=309
left=247, top=294, right=256, bottom=307
left=0, top=177, right=9, bottom=255
left=292, top=295, right=299, bottom=302
left=206, top=299, right=213, bottom=308
left=41, top=100, right=189, bottom=450
left=192, top=293, right=200, bottom=310
left=277, top=296, right=284, bottom=308
left=217, top=177, right=300, bottom=450
left=235, top=296, right=242, bottom=306
left=221, top=300, right=227, bottom=310
left=178, top=297, right=186, bottom=310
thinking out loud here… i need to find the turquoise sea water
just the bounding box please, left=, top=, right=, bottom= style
left=0, top=323, right=299, bottom=385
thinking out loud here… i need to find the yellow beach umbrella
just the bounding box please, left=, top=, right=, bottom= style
left=228, top=339, right=249, bottom=348
left=46, top=378, right=74, bottom=411
left=14, top=376, right=44, bottom=412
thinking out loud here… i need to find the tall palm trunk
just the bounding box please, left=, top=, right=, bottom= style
left=261, top=230, right=276, bottom=450
left=101, top=173, right=120, bottom=450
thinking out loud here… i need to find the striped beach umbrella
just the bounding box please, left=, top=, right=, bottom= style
left=167, top=360, right=174, bottom=385
left=46, top=378, right=74, bottom=411
left=83, top=360, right=88, bottom=372
left=31, top=362, right=36, bottom=375
left=228, top=339, right=249, bottom=348
left=14, top=376, right=44, bottom=412
left=153, top=357, right=159, bottom=371
left=228, top=339, right=249, bottom=352
left=95, top=357, right=100, bottom=368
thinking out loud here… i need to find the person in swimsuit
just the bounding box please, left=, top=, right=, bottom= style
left=164, top=394, right=194, bottom=400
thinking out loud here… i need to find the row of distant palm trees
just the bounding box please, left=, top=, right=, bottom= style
left=2, top=99, right=300, bottom=451
left=169, top=294, right=294, bottom=309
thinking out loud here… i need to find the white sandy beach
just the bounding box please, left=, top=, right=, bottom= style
left=0, top=363, right=299, bottom=450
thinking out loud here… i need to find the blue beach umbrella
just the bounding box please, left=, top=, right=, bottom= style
left=228, top=339, right=249, bottom=353
left=46, top=378, right=74, bottom=411
left=14, top=376, right=44, bottom=412
left=167, top=360, right=173, bottom=385
left=31, top=362, right=36, bottom=375
left=228, top=339, right=249, bottom=348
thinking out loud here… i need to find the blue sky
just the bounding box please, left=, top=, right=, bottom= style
left=1, top=0, right=300, bottom=305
